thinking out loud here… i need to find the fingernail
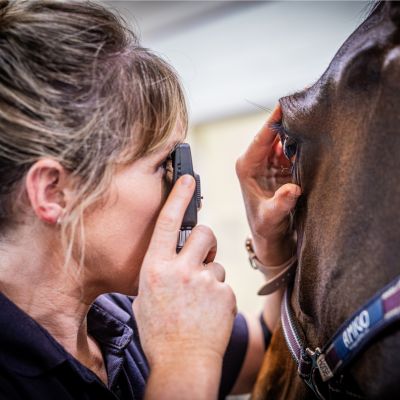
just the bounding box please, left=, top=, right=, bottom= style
left=181, top=175, right=194, bottom=187
left=293, top=186, right=302, bottom=197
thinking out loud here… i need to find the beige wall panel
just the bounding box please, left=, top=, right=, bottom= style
left=188, top=111, right=273, bottom=316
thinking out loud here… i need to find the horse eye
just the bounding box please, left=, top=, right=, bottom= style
left=283, top=136, right=297, bottom=161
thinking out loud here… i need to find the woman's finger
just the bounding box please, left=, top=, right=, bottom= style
left=236, top=105, right=282, bottom=177
left=179, top=225, right=217, bottom=265
left=147, top=175, right=195, bottom=260
left=270, top=138, right=294, bottom=172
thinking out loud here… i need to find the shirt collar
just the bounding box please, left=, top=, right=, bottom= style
left=88, top=295, right=133, bottom=353
left=0, top=292, right=133, bottom=377
left=0, top=292, right=67, bottom=376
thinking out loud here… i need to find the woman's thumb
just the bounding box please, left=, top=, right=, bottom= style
left=272, top=183, right=301, bottom=217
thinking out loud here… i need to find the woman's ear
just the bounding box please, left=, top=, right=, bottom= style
left=25, top=159, right=70, bottom=225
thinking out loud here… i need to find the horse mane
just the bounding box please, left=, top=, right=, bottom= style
left=365, top=0, right=384, bottom=18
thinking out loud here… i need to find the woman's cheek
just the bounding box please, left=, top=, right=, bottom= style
left=148, top=176, right=168, bottom=225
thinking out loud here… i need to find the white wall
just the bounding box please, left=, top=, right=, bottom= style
left=106, top=1, right=369, bottom=123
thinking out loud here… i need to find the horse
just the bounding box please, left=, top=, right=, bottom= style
left=252, top=2, right=400, bottom=399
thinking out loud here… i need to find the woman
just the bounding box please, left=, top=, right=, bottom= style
left=0, top=1, right=300, bottom=399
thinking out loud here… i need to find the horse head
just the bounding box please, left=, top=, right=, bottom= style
left=254, top=2, right=400, bottom=399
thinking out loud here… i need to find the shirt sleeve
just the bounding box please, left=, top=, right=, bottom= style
left=218, top=313, right=249, bottom=399
left=107, top=294, right=249, bottom=399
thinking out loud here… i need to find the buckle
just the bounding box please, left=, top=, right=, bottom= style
left=298, top=347, right=333, bottom=400
left=245, top=237, right=261, bottom=270
left=304, top=348, right=334, bottom=382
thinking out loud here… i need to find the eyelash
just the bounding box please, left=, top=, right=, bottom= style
left=270, top=121, right=287, bottom=141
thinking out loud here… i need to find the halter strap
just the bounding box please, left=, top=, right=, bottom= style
left=281, top=274, right=400, bottom=396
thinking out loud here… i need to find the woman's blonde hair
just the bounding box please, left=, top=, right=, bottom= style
left=0, top=0, right=187, bottom=270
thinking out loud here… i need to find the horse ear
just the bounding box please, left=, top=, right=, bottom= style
left=389, top=1, right=400, bottom=26
left=343, top=47, right=382, bottom=91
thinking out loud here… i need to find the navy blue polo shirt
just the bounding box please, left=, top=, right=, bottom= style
left=0, top=292, right=248, bottom=399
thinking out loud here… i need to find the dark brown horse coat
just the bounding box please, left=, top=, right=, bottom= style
left=253, top=2, right=400, bottom=399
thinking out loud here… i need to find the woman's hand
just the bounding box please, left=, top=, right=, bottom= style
left=228, top=106, right=302, bottom=396
left=236, top=105, right=301, bottom=266
left=133, top=175, right=236, bottom=400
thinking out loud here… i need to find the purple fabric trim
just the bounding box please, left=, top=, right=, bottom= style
left=383, top=287, right=400, bottom=314
left=281, top=288, right=302, bottom=363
